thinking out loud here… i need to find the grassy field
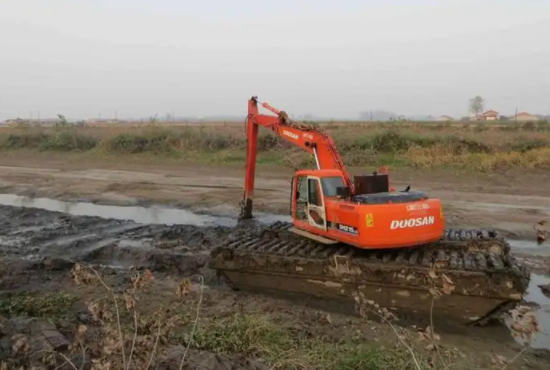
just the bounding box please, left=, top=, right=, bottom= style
left=1, top=119, right=549, bottom=172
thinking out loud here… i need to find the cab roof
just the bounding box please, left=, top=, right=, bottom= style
left=295, top=169, right=344, bottom=177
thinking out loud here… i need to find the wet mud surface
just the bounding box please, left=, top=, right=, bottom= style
left=0, top=156, right=549, bottom=368
left=0, top=203, right=548, bottom=354
left=0, top=204, right=272, bottom=369
left=0, top=205, right=231, bottom=284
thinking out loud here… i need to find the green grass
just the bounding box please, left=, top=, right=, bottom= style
left=0, top=121, right=549, bottom=171
left=189, top=314, right=431, bottom=370
left=0, top=291, right=77, bottom=322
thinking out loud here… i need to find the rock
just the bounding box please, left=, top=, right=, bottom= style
left=77, top=310, right=94, bottom=324
left=1, top=316, right=35, bottom=335
left=0, top=316, right=70, bottom=353
left=29, top=319, right=57, bottom=333
left=531, top=348, right=550, bottom=359
left=140, top=251, right=209, bottom=275
left=39, top=329, right=70, bottom=351
left=36, top=257, right=75, bottom=271
left=157, top=346, right=269, bottom=370
left=538, top=283, right=550, bottom=297
left=0, top=336, right=11, bottom=354
left=534, top=220, right=549, bottom=245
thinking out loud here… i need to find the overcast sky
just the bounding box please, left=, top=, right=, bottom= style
left=1, top=0, right=549, bottom=120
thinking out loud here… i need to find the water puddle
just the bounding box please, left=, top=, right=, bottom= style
left=509, top=239, right=550, bottom=257
left=0, top=194, right=290, bottom=228
left=505, top=273, right=550, bottom=349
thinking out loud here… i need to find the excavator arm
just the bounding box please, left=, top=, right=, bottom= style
left=241, top=96, right=354, bottom=219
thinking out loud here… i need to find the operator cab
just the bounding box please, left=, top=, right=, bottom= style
left=292, top=169, right=347, bottom=231
left=291, top=168, right=438, bottom=248
left=292, top=168, right=427, bottom=209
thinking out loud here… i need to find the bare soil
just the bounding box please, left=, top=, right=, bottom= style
left=0, top=153, right=549, bottom=369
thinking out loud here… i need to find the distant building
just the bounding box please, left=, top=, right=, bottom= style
left=436, top=115, right=454, bottom=122
left=471, top=110, right=500, bottom=121
left=481, top=110, right=500, bottom=121
left=511, top=112, right=539, bottom=122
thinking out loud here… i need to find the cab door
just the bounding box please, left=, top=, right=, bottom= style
left=306, top=176, right=327, bottom=230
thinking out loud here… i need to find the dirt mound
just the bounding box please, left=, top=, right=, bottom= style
left=0, top=316, right=70, bottom=357
left=0, top=204, right=230, bottom=267
left=0, top=204, right=237, bottom=294
left=79, top=243, right=210, bottom=275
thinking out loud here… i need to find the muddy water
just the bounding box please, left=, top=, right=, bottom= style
left=507, top=273, right=550, bottom=349
left=509, top=239, right=550, bottom=257
left=0, top=194, right=290, bottom=227
left=0, top=194, right=290, bottom=277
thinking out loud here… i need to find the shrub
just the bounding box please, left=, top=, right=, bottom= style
left=39, top=130, right=98, bottom=151
left=370, top=131, right=412, bottom=153
left=441, top=137, right=491, bottom=154
left=258, top=132, right=280, bottom=151
left=102, top=132, right=175, bottom=154
left=0, top=133, right=49, bottom=149
left=509, top=138, right=549, bottom=153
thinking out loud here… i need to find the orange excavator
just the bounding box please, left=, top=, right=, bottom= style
left=210, top=97, right=529, bottom=325
left=239, top=96, right=444, bottom=249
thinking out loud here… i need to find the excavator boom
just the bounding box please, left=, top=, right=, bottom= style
left=241, top=96, right=354, bottom=219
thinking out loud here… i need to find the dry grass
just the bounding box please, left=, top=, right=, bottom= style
left=0, top=119, right=548, bottom=171
left=407, top=146, right=550, bottom=171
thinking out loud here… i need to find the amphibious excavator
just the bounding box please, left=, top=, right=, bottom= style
left=210, top=96, right=530, bottom=325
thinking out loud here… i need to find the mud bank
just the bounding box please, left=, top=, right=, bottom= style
left=0, top=193, right=292, bottom=227
left=0, top=205, right=231, bottom=277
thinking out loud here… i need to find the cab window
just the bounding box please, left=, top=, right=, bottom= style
left=296, top=176, right=308, bottom=202
left=321, top=176, right=345, bottom=197
left=308, top=178, right=322, bottom=206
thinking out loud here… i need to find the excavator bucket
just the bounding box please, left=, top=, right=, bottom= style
left=210, top=221, right=529, bottom=326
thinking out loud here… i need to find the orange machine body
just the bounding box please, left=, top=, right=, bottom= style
left=290, top=169, right=445, bottom=249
